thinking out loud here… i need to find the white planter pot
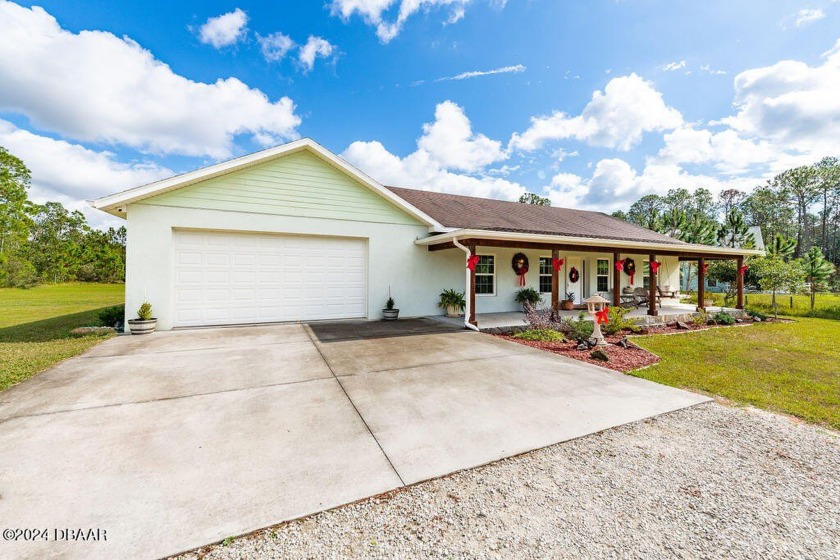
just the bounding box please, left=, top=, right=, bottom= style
left=127, top=318, right=157, bottom=335
left=445, top=305, right=463, bottom=318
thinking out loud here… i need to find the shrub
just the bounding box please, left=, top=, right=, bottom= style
left=691, top=309, right=707, bottom=327
left=568, top=313, right=594, bottom=342
left=98, top=305, right=125, bottom=328
left=746, top=308, right=768, bottom=321
left=513, top=329, right=566, bottom=342
left=712, top=311, right=735, bottom=325
left=602, top=306, right=641, bottom=335
left=137, top=302, right=153, bottom=321
left=385, top=297, right=395, bottom=310
left=515, top=287, right=542, bottom=308
left=438, top=289, right=466, bottom=312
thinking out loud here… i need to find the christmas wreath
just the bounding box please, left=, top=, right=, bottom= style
left=511, top=253, right=529, bottom=287
left=568, top=266, right=580, bottom=284
left=623, top=258, right=637, bottom=285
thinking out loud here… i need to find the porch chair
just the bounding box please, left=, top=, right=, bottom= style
left=632, top=287, right=661, bottom=307
left=657, top=285, right=678, bottom=299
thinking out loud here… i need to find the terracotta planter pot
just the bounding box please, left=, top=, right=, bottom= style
left=382, top=309, right=400, bottom=321
left=127, top=318, right=157, bottom=335
left=561, top=300, right=575, bottom=311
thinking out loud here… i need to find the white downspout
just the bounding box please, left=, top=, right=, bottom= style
left=452, top=236, right=481, bottom=331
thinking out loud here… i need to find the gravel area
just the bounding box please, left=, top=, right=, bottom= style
left=174, top=402, right=840, bottom=559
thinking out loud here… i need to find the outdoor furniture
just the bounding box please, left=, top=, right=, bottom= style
left=620, top=294, right=636, bottom=308
left=658, top=285, right=677, bottom=298
left=632, top=287, right=661, bottom=307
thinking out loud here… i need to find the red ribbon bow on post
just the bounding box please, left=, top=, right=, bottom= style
left=739, top=265, right=748, bottom=278
left=595, top=307, right=610, bottom=325
left=702, top=262, right=709, bottom=274
left=614, top=259, right=625, bottom=272
left=467, top=255, right=480, bottom=271
left=552, top=258, right=564, bottom=272
left=650, top=261, right=661, bottom=274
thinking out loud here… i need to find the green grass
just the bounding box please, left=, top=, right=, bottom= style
left=631, top=318, right=840, bottom=430
left=0, top=283, right=124, bottom=391
left=688, top=292, right=840, bottom=320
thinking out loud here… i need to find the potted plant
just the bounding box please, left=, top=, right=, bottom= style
left=561, top=291, right=576, bottom=311
left=127, top=302, right=157, bottom=335
left=382, top=296, right=399, bottom=321
left=514, top=287, right=542, bottom=311
left=438, top=289, right=466, bottom=317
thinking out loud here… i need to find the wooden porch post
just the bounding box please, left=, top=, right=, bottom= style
left=736, top=255, right=745, bottom=310
left=612, top=252, right=621, bottom=307
left=697, top=257, right=706, bottom=312
left=551, top=248, right=560, bottom=317
left=468, top=244, right=477, bottom=326
left=648, top=254, right=658, bottom=316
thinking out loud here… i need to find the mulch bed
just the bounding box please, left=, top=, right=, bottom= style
left=497, top=317, right=771, bottom=373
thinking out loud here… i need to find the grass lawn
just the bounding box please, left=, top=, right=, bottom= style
left=0, top=283, right=124, bottom=391
left=632, top=318, right=840, bottom=430
left=689, top=292, right=840, bottom=320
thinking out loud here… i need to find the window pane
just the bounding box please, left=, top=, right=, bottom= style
left=475, top=275, right=494, bottom=294
left=597, top=276, right=608, bottom=292
left=539, top=257, right=552, bottom=275
left=476, top=255, right=494, bottom=274
left=597, top=259, right=609, bottom=275
left=539, top=276, right=552, bottom=294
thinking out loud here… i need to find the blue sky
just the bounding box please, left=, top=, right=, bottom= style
left=1, top=0, right=839, bottom=227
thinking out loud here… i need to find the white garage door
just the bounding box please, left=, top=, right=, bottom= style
left=173, top=230, right=367, bottom=327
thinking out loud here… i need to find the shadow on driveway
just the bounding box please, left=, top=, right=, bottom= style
left=308, top=317, right=463, bottom=343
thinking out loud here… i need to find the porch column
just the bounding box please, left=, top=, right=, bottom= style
left=736, top=255, right=744, bottom=310
left=612, top=252, right=621, bottom=307
left=648, top=253, right=658, bottom=316
left=551, top=248, right=560, bottom=316
left=468, top=244, right=477, bottom=326
left=697, top=257, right=706, bottom=312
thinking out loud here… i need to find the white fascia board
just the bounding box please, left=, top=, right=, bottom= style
left=89, top=138, right=445, bottom=229
left=415, top=229, right=765, bottom=257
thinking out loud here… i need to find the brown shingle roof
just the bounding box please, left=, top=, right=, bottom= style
left=387, top=187, right=687, bottom=245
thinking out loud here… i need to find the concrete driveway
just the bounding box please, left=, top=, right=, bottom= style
left=0, top=320, right=708, bottom=559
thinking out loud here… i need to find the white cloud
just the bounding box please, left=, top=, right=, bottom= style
left=0, top=1, right=300, bottom=158
left=257, top=32, right=295, bottom=62
left=417, top=101, right=507, bottom=172
left=0, top=119, right=171, bottom=203
left=343, top=140, right=526, bottom=200
left=509, top=74, right=683, bottom=151
left=330, top=0, right=474, bottom=43
left=700, top=64, right=727, bottom=75
left=436, top=64, right=526, bottom=82
left=298, top=36, right=336, bottom=72
left=794, top=8, right=825, bottom=27
left=197, top=8, right=249, bottom=49
left=720, top=39, right=840, bottom=156
left=660, top=60, right=686, bottom=72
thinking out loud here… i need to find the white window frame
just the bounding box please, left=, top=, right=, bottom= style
left=475, top=254, right=497, bottom=297
left=596, top=258, right=610, bottom=294
left=538, top=256, right=553, bottom=294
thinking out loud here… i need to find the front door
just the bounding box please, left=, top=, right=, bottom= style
left=565, top=256, right=583, bottom=304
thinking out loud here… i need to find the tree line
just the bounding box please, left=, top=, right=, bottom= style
left=0, top=147, right=126, bottom=288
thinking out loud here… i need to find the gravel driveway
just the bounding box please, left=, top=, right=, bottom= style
left=175, top=402, right=839, bottom=559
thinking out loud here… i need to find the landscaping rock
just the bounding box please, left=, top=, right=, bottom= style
left=575, top=342, right=589, bottom=351
left=675, top=321, right=690, bottom=330
left=590, top=349, right=609, bottom=361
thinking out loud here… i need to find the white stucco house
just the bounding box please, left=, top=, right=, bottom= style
left=91, top=139, right=760, bottom=330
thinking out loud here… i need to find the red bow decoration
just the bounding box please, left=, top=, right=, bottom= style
left=595, top=307, right=610, bottom=325
left=467, top=255, right=480, bottom=271
left=702, top=262, right=709, bottom=274
left=739, top=265, right=748, bottom=278
left=552, top=258, right=564, bottom=272
left=615, top=259, right=625, bottom=272
left=650, top=260, right=661, bottom=274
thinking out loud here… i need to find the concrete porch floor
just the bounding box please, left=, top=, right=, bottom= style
left=433, top=300, right=738, bottom=330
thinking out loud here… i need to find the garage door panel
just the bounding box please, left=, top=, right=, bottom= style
left=173, top=231, right=367, bottom=327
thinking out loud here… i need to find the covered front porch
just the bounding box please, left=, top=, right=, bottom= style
left=417, top=229, right=761, bottom=330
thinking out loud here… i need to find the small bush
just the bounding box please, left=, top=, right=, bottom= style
left=601, top=306, right=641, bottom=335
left=691, top=309, right=707, bottom=327
left=746, top=308, right=768, bottom=321
left=712, top=311, right=736, bottom=325
left=98, top=305, right=125, bottom=328
left=513, top=329, right=566, bottom=342
left=568, top=313, right=594, bottom=342
left=137, top=302, right=153, bottom=321
left=515, top=287, right=542, bottom=308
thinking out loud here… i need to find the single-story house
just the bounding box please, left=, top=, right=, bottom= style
left=91, top=139, right=762, bottom=330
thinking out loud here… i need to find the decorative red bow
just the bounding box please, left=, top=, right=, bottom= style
left=552, top=258, right=564, bottom=272
left=595, top=307, right=610, bottom=325
left=650, top=260, right=661, bottom=274
left=615, top=259, right=625, bottom=272
left=467, top=255, right=480, bottom=271
left=701, top=262, right=709, bottom=274
left=739, top=265, right=748, bottom=278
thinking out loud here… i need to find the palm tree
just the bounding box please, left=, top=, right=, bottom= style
left=801, top=247, right=835, bottom=311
